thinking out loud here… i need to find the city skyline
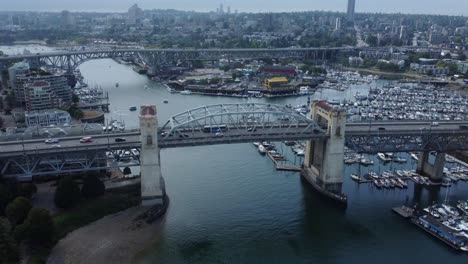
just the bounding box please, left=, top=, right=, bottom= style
left=2, top=0, right=468, bottom=16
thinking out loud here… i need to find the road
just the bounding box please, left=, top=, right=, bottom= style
left=0, top=120, right=466, bottom=157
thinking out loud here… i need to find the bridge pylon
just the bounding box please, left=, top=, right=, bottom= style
left=139, top=105, right=166, bottom=206
left=416, top=151, right=445, bottom=182
left=302, top=101, right=347, bottom=204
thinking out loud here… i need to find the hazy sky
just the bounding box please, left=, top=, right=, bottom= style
left=3, top=0, right=468, bottom=16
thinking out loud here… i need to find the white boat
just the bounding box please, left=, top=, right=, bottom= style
left=258, top=145, right=267, bottom=155
left=377, top=153, right=391, bottom=162
left=410, top=153, right=419, bottom=161
left=350, top=174, right=360, bottom=182
left=253, top=142, right=261, bottom=147
left=180, top=90, right=192, bottom=95
left=442, top=204, right=460, bottom=216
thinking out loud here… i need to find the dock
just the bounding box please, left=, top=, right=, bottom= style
left=266, top=151, right=301, bottom=172
left=392, top=206, right=414, bottom=219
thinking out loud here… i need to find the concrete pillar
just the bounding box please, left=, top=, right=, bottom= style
left=302, top=101, right=346, bottom=196
left=139, top=105, right=165, bottom=206
left=416, top=151, right=445, bottom=182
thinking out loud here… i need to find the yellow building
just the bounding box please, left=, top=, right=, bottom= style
left=263, top=77, right=288, bottom=89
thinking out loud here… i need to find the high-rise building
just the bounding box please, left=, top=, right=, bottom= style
left=335, top=17, right=342, bottom=30
left=220, top=4, right=224, bottom=14
left=127, top=4, right=144, bottom=25
left=24, top=80, right=61, bottom=111
left=347, top=0, right=356, bottom=22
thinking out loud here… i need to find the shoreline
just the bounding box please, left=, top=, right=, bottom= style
left=47, top=199, right=169, bottom=264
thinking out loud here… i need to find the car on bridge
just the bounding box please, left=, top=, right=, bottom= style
left=79, top=137, right=93, bottom=143
left=115, top=137, right=126, bottom=142
left=45, top=138, right=59, bottom=144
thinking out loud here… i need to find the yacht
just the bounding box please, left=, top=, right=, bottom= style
left=180, top=90, right=192, bottom=95
left=442, top=204, right=460, bottom=216
left=410, top=152, right=419, bottom=161
left=359, top=157, right=374, bottom=166
left=253, top=142, right=261, bottom=147
left=258, top=145, right=267, bottom=155
left=397, top=178, right=408, bottom=188
left=457, top=201, right=468, bottom=215
left=377, top=153, right=391, bottom=162
left=351, top=174, right=360, bottom=182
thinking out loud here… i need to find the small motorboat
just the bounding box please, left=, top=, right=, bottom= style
left=163, top=99, right=169, bottom=104
left=351, top=174, right=360, bottom=182
left=129, top=106, right=137, bottom=111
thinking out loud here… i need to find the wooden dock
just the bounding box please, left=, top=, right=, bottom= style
left=267, top=151, right=301, bottom=172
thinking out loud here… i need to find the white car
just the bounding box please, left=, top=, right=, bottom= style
left=45, top=138, right=59, bottom=144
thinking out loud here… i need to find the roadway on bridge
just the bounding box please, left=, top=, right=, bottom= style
left=0, top=121, right=466, bottom=157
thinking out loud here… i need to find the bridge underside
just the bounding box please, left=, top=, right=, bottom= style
left=0, top=148, right=140, bottom=180
left=345, top=132, right=468, bottom=153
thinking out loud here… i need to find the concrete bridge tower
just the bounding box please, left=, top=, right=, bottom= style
left=302, top=101, right=347, bottom=203
left=139, top=105, right=165, bottom=206
left=416, top=151, right=445, bottom=182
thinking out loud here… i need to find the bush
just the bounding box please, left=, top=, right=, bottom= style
left=0, top=217, right=19, bottom=262
left=54, top=177, right=81, bottom=209
left=0, top=184, right=12, bottom=216
left=14, top=208, right=53, bottom=243
left=5, top=197, right=31, bottom=225
left=81, top=175, right=105, bottom=199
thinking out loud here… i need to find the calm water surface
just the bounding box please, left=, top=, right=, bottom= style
left=2, top=46, right=467, bottom=263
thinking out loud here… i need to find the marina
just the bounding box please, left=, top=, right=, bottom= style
left=395, top=201, right=468, bottom=252
left=55, top=56, right=468, bottom=263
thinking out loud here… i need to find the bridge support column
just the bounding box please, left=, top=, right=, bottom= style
left=416, top=151, right=445, bottom=182
left=302, top=101, right=347, bottom=203
left=139, top=105, right=165, bottom=206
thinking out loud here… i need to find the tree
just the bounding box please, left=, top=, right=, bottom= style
left=54, top=177, right=81, bottom=209
left=18, top=183, right=37, bottom=199
left=81, top=174, right=105, bottom=199
left=5, top=197, right=31, bottom=226
left=0, top=217, right=19, bottom=262
left=14, top=208, right=53, bottom=243
left=459, top=53, right=467, bottom=61
left=0, top=184, right=11, bottom=215
left=72, top=93, right=80, bottom=104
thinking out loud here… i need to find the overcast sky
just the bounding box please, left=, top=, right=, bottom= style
left=3, top=0, right=468, bottom=16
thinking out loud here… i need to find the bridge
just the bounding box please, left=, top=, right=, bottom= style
left=0, top=47, right=357, bottom=73
left=0, top=46, right=449, bottom=74
left=0, top=102, right=467, bottom=205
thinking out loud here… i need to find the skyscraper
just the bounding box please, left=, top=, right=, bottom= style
left=347, top=0, right=355, bottom=22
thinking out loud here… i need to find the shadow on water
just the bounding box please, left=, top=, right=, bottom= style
left=297, top=176, right=376, bottom=261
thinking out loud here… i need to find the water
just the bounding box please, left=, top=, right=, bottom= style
left=2, top=46, right=468, bottom=263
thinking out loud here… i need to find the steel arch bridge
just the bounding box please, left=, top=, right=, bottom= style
left=0, top=47, right=356, bottom=72
left=158, top=103, right=327, bottom=148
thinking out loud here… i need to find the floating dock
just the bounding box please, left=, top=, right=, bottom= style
left=266, top=151, right=301, bottom=171
left=392, top=206, right=414, bottom=219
